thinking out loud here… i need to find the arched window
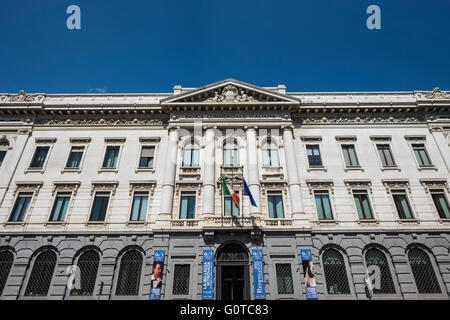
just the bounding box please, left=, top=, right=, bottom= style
left=70, top=250, right=100, bottom=296
left=262, top=138, right=279, bottom=167
left=25, top=250, right=57, bottom=296
left=365, top=248, right=395, bottom=294
left=322, top=249, right=350, bottom=295
left=408, top=248, right=441, bottom=294
left=115, top=250, right=143, bottom=296
left=0, top=251, right=14, bottom=296
left=183, top=138, right=200, bottom=167
left=0, top=138, right=9, bottom=167
left=223, top=139, right=239, bottom=167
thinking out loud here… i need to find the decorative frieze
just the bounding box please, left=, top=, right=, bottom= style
left=306, top=180, right=334, bottom=195
left=7, top=90, right=45, bottom=103
left=300, top=136, right=322, bottom=142
left=370, top=135, right=392, bottom=141
left=293, top=115, right=425, bottom=125
left=203, top=85, right=259, bottom=103
left=344, top=180, right=372, bottom=194
left=35, top=117, right=166, bottom=126
left=129, top=181, right=157, bottom=196
left=104, top=137, right=126, bottom=143
left=139, top=137, right=161, bottom=143
left=418, top=87, right=450, bottom=99
left=14, top=181, right=43, bottom=196
left=90, top=181, right=119, bottom=195
left=52, top=181, right=81, bottom=196
left=382, top=179, right=410, bottom=192
left=404, top=135, right=426, bottom=141
left=35, top=137, right=57, bottom=144
left=335, top=136, right=357, bottom=142
left=69, top=137, right=91, bottom=143
left=419, top=179, right=448, bottom=192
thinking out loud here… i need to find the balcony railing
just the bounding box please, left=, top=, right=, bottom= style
left=169, top=217, right=294, bottom=229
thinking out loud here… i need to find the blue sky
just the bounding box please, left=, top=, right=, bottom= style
left=0, top=0, right=449, bottom=93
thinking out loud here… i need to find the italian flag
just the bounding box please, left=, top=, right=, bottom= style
left=222, top=177, right=240, bottom=210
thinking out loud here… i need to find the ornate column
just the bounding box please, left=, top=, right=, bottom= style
left=246, top=126, right=261, bottom=215
left=202, top=126, right=216, bottom=216
left=283, top=125, right=304, bottom=214
left=159, top=126, right=179, bottom=215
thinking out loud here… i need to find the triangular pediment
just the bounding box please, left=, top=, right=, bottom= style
left=161, top=79, right=300, bottom=108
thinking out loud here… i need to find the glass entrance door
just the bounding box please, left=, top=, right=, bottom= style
left=221, top=266, right=245, bottom=300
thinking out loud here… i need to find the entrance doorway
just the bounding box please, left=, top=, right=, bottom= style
left=216, top=243, right=250, bottom=300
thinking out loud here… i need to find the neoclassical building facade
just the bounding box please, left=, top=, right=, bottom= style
left=0, top=79, right=449, bottom=300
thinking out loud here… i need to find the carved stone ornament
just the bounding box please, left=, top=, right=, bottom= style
left=36, top=117, right=166, bottom=126
left=8, top=90, right=44, bottom=102
left=306, top=180, right=334, bottom=194
left=382, top=179, right=410, bottom=192
left=420, top=179, right=448, bottom=191
left=293, top=115, right=425, bottom=125
left=204, top=85, right=258, bottom=103
left=423, top=87, right=450, bottom=99
left=52, top=181, right=81, bottom=196
left=344, top=180, right=372, bottom=193
left=14, top=182, right=43, bottom=196
left=129, top=181, right=157, bottom=195
left=91, top=181, right=119, bottom=196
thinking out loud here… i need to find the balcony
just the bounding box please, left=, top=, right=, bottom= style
left=261, top=166, right=284, bottom=180
left=204, top=216, right=260, bottom=228
left=263, top=218, right=294, bottom=227
left=220, top=165, right=243, bottom=176
left=178, top=167, right=201, bottom=180
left=170, top=219, right=201, bottom=228
left=169, top=217, right=294, bottom=229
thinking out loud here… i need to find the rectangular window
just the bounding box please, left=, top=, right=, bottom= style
left=130, top=192, right=149, bottom=221
left=139, top=146, right=155, bottom=168
left=65, top=146, right=85, bottom=169
left=412, top=144, right=432, bottom=167
left=30, top=146, right=49, bottom=168
left=353, top=190, right=374, bottom=220
left=341, top=145, right=359, bottom=167
left=183, top=149, right=199, bottom=167
left=430, top=190, right=450, bottom=219
left=9, top=192, right=33, bottom=222
left=306, top=145, right=322, bottom=166
left=0, top=151, right=6, bottom=167
left=49, top=193, right=71, bottom=221
left=392, top=190, right=414, bottom=219
left=224, top=191, right=240, bottom=217
left=267, top=192, right=284, bottom=218
left=179, top=192, right=196, bottom=219
left=224, top=148, right=239, bottom=167
left=102, top=146, right=120, bottom=168
left=262, top=149, right=279, bottom=167
left=276, top=264, right=294, bottom=294
left=377, top=144, right=395, bottom=167
left=89, top=192, right=110, bottom=221
left=172, top=264, right=190, bottom=295
left=314, top=191, right=333, bottom=220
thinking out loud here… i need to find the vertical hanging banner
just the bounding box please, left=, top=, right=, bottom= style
left=252, top=249, right=266, bottom=299
left=202, top=249, right=214, bottom=300
left=149, top=250, right=165, bottom=300
left=301, top=249, right=318, bottom=299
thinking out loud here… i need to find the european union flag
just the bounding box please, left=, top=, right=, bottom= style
left=243, top=179, right=257, bottom=207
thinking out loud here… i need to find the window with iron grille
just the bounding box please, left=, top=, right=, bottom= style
left=70, top=250, right=100, bottom=296
left=30, top=146, right=50, bottom=168
left=322, top=249, right=350, bottom=295
left=25, top=250, right=57, bottom=296
left=341, top=144, right=359, bottom=167
left=172, top=264, right=190, bottom=295
left=0, top=251, right=14, bottom=296
left=412, top=144, right=432, bottom=167
left=377, top=144, right=395, bottom=167
left=276, top=264, right=294, bottom=294
left=115, top=250, right=143, bottom=296
left=430, top=189, right=450, bottom=219
left=353, top=190, right=374, bottom=220
left=392, top=190, right=414, bottom=219
left=365, top=248, right=395, bottom=294
left=408, top=248, right=441, bottom=294
left=9, top=192, right=33, bottom=222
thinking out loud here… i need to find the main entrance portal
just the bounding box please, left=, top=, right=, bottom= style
left=216, top=243, right=250, bottom=300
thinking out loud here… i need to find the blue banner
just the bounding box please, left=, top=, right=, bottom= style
left=201, top=249, right=214, bottom=300
left=252, top=249, right=266, bottom=299
left=149, top=250, right=165, bottom=300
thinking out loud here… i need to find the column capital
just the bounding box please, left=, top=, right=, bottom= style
left=281, top=124, right=294, bottom=132
left=244, top=125, right=258, bottom=131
